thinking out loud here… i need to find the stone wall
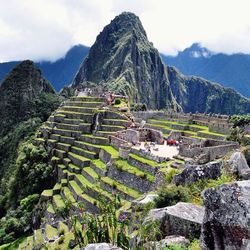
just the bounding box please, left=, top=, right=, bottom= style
left=107, top=164, right=152, bottom=193
left=179, top=143, right=239, bottom=161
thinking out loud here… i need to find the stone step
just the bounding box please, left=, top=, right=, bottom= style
left=62, top=157, right=71, bottom=167
left=50, top=134, right=60, bottom=141
left=90, top=159, right=107, bottom=177
left=58, top=135, right=75, bottom=145
left=80, top=134, right=109, bottom=145
left=68, top=180, right=99, bottom=213
left=62, top=106, right=97, bottom=114
left=128, top=153, right=159, bottom=175
left=108, top=160, right=154, bottom=193
left=52, top=194, right=65, bottom=211
left=55, top=122, right=81, bottom=131
left=62, top=118, right=82, bottom=125
left=74, top=174, right=112, bottom=203
left=101, top=124, right=125, bottom=132
left=53, top=183, right=61, bottom=195
left=61, top=186, right=77, bottom=205
left=102, top=118, right=129, bottom=127
left=56, top=142, right=71, bottom=152
left=45, top=224, right=58, bottom=241
left=63, top=169, right=75, bottom=181
left=74, top=140, right=102, bottom=154
left=68, top=152, right=91, bottom=168
left=65, top=101, right=103, bottom=107
left=94, top=130, right=116, bottom=138
left=57, top=110, right=93, bottom=122
left=68, top=163, right=82, bottom=174
left=70, top=96, right=105, bottom=102
left=53, top=148, right=67, bottom=159
left=145, top=123, right=171, bottom=134
left=81, top=167, right=99, bottom=183
left=53, top=128, right=81, bottom=138
left=104, top=111, right=127, bottom=120
left=100, top=177, right=141, bottom=201
left=71, top=146, right=98, bottom=159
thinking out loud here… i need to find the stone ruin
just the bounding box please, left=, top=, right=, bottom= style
left=179, top=137, right=239, bottom=163
left=133, top=110, right=233, bottom=134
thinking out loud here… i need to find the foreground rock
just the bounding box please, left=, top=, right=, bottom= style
left=145, top=202, right=204, bottom=239
left=173, top=161, right=222, bottom=185
left=83, top=243, right=123, bottom=250
left=201, top=180, right=250, bottom=249
left=144, top=235, right=190, bottom=249
left=227, top=151, right=250, bottom=180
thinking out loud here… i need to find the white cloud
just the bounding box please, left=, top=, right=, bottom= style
left=1, top=0, right=250, bottom=62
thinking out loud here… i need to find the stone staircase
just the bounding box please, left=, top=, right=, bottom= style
left=23, top=95, right=173, bottom=249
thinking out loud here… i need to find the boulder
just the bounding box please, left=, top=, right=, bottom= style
left=84, top=243, right=123, bottom=250
left=227, top=151, right=250, bottom=180
left=201, top=180, right=250, bottom=249
left=173, top=161, right=222, bottom=186
left=132, top=194, right=158, bottom=210
left=145, top=202, right=205, bottom=239
left=144, top=235, right=190, bottom=249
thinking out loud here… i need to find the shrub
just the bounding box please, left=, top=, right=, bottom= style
left=155, top=184, right=190, bottom=208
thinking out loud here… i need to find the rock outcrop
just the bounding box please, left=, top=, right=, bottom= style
left=145, top=202, right=204, bottom=239
left=201, top=180, right=250, bottom=249
left=173, top=161, right=223, bottom=186
left=227, top=151, right=250, bottom=180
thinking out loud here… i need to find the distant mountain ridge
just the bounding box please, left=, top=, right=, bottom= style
left=161, top=43, right=250, bottom=97
left=0, top=45, right=89, bottom=92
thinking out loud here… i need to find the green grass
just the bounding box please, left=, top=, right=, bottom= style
left=47, top=203, right=55, bottom=214
left=100, top=146, right=119, bottom=158
left=101, top=177, right=141, bottom=199
left=72, top=146, right=96, bottom=156
left=53, top=183, right=61, bottom=191
left=82, top=167, right=99, bottom=179
left=68, top=163, right=81, bottom=172
left=59, top=221, right=69, bottom=234
left=53, top=195, right=65, bottom=209
left=35, top=229, right=44, bottom=245
left=68, top=152, right=90, bottom=162
left=69, top=180, right=83, bottom=195
left=41, top=189, right=53, bottom=197
left=92, top=159, right=107, bottom=171
left=45, top=224, right=58, bottom=239
left=129, top=153, right=158, bottom=167
left=63, top=187, right=76, bottom=204
left=115, top=159, right=154, bottom=182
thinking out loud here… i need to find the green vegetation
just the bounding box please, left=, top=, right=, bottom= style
left=129, top=153, right=159, bottom=167
left=115, top=159, right=154, bottom=182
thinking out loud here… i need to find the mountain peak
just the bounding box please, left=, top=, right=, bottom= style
left=182, top=43, right=213, bottom=58
left=73, top=12, right=177, bottom=110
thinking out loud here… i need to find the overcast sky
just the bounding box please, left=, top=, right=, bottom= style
left=1, top=0, right=250, bottom=62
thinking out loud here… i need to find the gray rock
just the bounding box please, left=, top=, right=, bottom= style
left=201, top=180, right=250, bottom=250
left=228, top=151, right=250, bottom=180
left=144, top=235, right=190, bottom=249
left=145, top=202, right=205, bottom=239
left=132, top=194, right=158, bottom=210
left=173, top=161, right=222, bottom=186
left=84, top=243, right=123, bottom=250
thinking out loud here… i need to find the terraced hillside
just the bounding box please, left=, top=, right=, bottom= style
left=145, top=118, right=226, bottom=140
left=17, top=96, right=182, bottom=249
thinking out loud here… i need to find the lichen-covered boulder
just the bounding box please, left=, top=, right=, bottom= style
left=201, top=180, right=250, bottom=249
left=144, top=235, right=190, bottom=249
left=173, top=161, right=222, bottom=186
left=84, top=243, right=123, bottom=250
left=227, top=151, right=250, bottom=180
left=145, top=202, right=204, bottom=239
